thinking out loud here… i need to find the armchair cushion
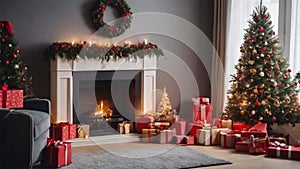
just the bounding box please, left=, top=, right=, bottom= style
left=16, top=109, right=50, bottom=139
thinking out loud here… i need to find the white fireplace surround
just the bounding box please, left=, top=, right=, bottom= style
left=50, top=56, right=157, bottom=123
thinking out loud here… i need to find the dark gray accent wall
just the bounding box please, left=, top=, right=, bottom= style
left=0, top=0, right=214, bottom=110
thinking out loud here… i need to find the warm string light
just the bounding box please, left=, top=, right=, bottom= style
left=61, top=39, right=151, bottom=47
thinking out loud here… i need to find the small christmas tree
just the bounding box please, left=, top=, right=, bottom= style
left=0, top=21, right=34, bottom=98
left=156, top=87, right=178, bottom=122
left=225, top=3, right=300, bottom=126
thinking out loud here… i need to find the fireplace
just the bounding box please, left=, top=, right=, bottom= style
left=72, top=70, right=141, bottom=136
left=50, top=56, right=157, bottom=131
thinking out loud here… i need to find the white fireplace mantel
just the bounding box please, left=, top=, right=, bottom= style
left=50, top=56, right=157, bottom=123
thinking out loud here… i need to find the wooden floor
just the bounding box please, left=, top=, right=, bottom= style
left=69, top=134, right=299, bottom=169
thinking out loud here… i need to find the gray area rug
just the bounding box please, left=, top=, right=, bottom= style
left=62, top=146, right=232, bottom=169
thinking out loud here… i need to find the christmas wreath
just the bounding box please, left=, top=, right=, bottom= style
left=91, top=0, right=132, bottom=38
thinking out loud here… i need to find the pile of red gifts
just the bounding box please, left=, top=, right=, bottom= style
left=136, top=115, right=155, bottom=133
left=0, top=84, right=23, bottom=108
left=44, top=138, right=72, bottom=168
left=51, top=122, right=77, bottom=141
left=148, top=121, right=170, bottom=130
left=267, top=144, right=300, bottom=161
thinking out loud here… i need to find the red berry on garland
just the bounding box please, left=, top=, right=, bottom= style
left=272, top=31, right=276, bottom=35
left=29, top=81, right=32, bottom=85
left=283, top=75, right=287, bottom=79
left=276, top=83, right=281, bottom=88
left=272, top=116, right=277, bottom=121
left=294, top=81, right=298, bottom=86
left=264, top=14, right=268, bottom=18
left=269, top=21, right=272, bottom=25
left=288, top=69, right=292, bottom=72
left=257, top=15, right=261, bottom=19
left=259, top=89, right=264, bottom=94
left=278, top=59, right=282, bottom=63
left=22, top=78, right=26, bottom=82
left=4, top=35, right=8, bottom=39
left=5, top=60, right=9, bottom=65
left=24, top=66, right=28, bottom=71
left=61, top=44, right=66, bottom=49
left=253, top=38, right=257, bottom=43
left=255, top=100, right=260, bottom=106
left=274, top=66, right=280, bottom=71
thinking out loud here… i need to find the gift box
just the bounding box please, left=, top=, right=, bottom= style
left=197, top=128, right=229, bottom=146
left=248, top=135, right=267, bottom=154
left=235, top=141, right=250, bottom=152
left=142, top=128, right=159, bottom=143
left=50, top=123, right=69, bottom=141
left=149, top=122, right=170, bottom=130
left=136, top=115, right=155, bottom=133
left=267, top=146, right=300, bottom=160
left=185, top=135, right=195, bottom=145
left=191, top=96, right=212, bottom=124
left=221, top=119, right=232, bottom=129
left=77, top=124, right=90, bottom=138
left=174, top=135, right=186, bottom=144
left=160, top=129, right=176, bottom=144
left=173, top=119, right=186, bottom=135
left=188, top=123, right=203, bottom=138
left=118, top=122, right=131, bottom=134
left=59, top=122, right=77, bottom=140
left=233, top=122, right=252, bottom=132
left=0, top=84, right=24, bottom=108
left=45, top=138, right=72, bottom=168
left=220, top=133, right=238, bottom=148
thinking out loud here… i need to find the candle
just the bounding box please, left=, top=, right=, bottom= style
left=144, top=39, right=148, bottom=45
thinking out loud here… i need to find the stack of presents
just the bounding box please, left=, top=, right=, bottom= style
left=135, top=95, right=300, bottom=161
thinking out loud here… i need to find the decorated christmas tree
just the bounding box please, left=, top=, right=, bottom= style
left=225, top=3, right=300, bottom=126
left=156, top=87, right=178, bottom=122
left=0, top=21, right=34, bottom=98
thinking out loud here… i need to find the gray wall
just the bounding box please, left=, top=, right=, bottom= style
left=0, top=0, right=214, bottom=114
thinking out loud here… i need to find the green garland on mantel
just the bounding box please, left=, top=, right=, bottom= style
left=43, top=41, right=164, bottom=62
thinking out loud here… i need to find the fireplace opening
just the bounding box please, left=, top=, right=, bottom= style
left=73, top=71, right=141, bottom=136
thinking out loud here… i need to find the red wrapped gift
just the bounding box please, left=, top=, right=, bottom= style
left=220, top=133, right=237, bottom=148
left=248, top=135, right=267, bottom=154
left=267, top=146, right=300, bottom=160
left=160, top=129, right=176, bottom=144
left=235, top=141, right=250, bottom=152
left=241, top=123, right=268, bottom=141
left=191, top=96, right=212, bottom=123
left=188, top=123, right=203, bottom=140
left=50, top=123, right=69, bottom=141
left=233, top=122, right=252, bottom=132
left=45, top=138, right=72, bottom=168
left=185, top=135, right=195, bottom=145
left=60, top=122, right=77, bottom=139
left=174, top=135, right=185, bottom=144
left=136, top=115, right=155, bottom=133
left=173, top=119, right=186, bottom=135
left=0, top=84, right=23, bottom=108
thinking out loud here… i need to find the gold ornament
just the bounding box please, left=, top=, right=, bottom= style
left=253, top=88, right=258, bottom=93
left=240, top=111, right=245, bottom=115
left=248, top=60, right=255, bottom=65
left=261, top=100, right=267, bottom=105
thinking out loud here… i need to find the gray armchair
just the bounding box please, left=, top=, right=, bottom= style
left=0, top=98, right=51, bottom=169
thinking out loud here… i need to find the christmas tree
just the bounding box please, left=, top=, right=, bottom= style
left=225, top=3, right=300, bottom=126
left=156, top=87, right=178, bottom=122
left=0, top=21, right=34, bottom=98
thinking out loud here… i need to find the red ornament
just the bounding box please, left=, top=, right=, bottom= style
left=266, top=55, right=271, bottom=60
left=22, top=78, right=26, bottom=82
left=264, top=14, right=268, bottom=19
left=294, top=81, right=298, bottom=86
left=272, top=117, right=276, bottom=121
left=13, top=54, right=17, bottom=59
left=101, top=5, right=105, bottom=14
left=283, top=75, right=287, bottom=79
left=262, top=47, right=266, bottom=51
left=259, top=89, right=264, bottom=94
left=269, top=21, right=272, bottom=25
left=61, top=44, right=66, bottom=49
left=274, top=66, right=280, bottom=71
left=29, top=81, right=32, bottom=85
left=259, top=27, right=264, bottom=32
left=4, top=35, right=9, bottom=39
left=272, top=31, right=276, bottom=35
left=5, top=60, right=10, bottom=65
left=288, top=69, right=292, bottom=72
left=278, top=59, right=282, bottom=63
left=276, top=83, right=281, bottom=88
left=253, top=38, right=257, bottom=43
left=248, top=35, right=252, bottom=40
left=255, top=100, right=260, bottom=106
left=24, top=66, right=28, bottom=71
left=268, top=68, right=272, bottom=72
left=257, top=15, right=261, bottom=19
